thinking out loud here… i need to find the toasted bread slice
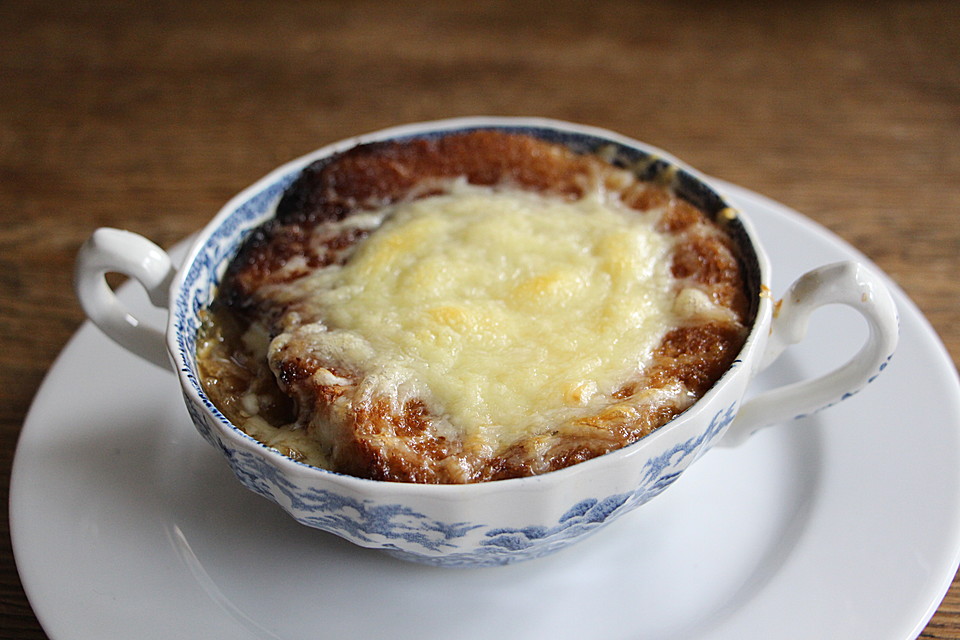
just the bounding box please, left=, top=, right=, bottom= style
left=199, top=130, right=751, bottom=483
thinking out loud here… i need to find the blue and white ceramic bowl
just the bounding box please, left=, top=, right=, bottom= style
left=75, top=117, right=899, bottom=567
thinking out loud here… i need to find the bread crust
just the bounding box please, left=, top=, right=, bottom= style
left=200, top=130, right=751, bottom=483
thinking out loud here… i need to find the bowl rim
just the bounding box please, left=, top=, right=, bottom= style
left=167, top=116, right=774, bottom=495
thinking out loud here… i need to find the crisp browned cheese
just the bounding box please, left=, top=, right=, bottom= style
left=198, top=131, right=751, bottom=483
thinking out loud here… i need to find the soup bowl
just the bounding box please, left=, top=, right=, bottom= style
left=75, top=117, right=898, bottom=567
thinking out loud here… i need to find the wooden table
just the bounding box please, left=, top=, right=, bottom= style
left=2, top=1, right=957, bottom=637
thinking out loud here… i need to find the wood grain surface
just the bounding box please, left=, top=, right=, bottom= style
left=1, top=1, right=958, bottom=637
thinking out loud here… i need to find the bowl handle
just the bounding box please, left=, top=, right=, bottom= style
left=720, top=261, right=899, bottom=446
left=74, top=228, right=176, bottom=370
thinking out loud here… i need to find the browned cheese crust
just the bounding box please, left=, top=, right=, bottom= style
left=198, top=130, right=752, bottom=483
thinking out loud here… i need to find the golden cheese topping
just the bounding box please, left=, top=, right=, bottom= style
left=198, top=131, right=752, bottom=483
left=261, top=180, right=714, bottom=450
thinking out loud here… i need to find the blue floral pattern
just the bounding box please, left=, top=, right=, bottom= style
left=189, top=398, right=739, bottom=567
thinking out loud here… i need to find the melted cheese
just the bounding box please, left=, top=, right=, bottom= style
left=268, top=181, right=692, bottom=448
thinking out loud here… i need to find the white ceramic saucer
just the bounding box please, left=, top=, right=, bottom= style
left=11, top=182, right=960, bottom=640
